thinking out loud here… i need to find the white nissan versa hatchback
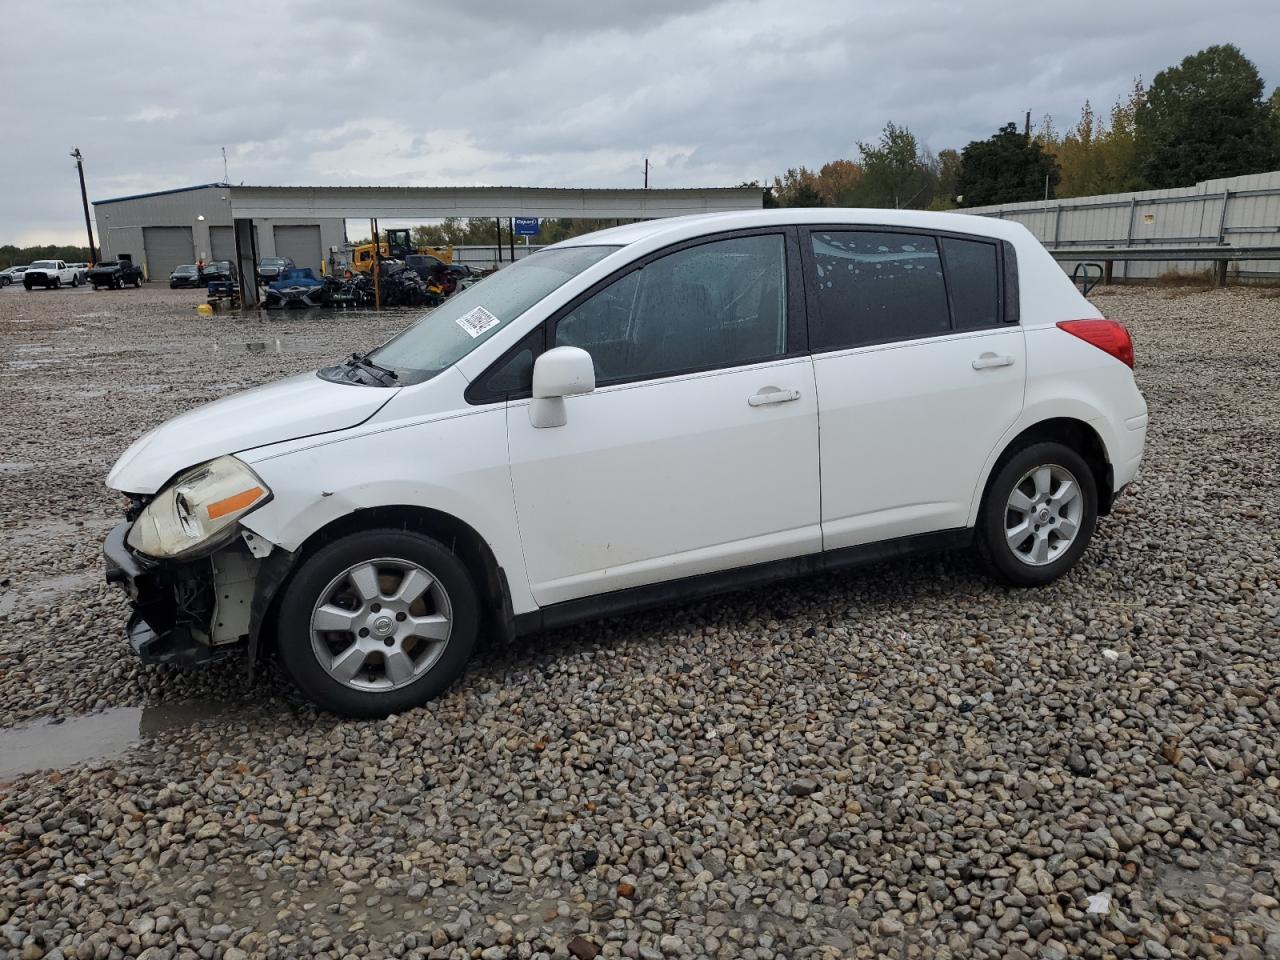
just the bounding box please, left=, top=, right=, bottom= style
left=104, top=209, right=1147, bottom=716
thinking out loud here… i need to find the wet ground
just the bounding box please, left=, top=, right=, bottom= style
left=0, top=282, right=1278, bottom=960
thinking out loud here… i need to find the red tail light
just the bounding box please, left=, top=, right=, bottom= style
left=1056, top=319, right=1134, bottom=369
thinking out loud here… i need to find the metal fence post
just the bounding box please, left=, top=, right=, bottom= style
left=1124, top=198, right=1137, bottom=280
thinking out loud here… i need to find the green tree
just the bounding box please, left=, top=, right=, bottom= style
left=771, top=167, right=827, bottom=207
left=848, top=123, right=938, bottom=208
left=955, top=122, right=1060, bottom=206
left=933, top=148, right=963, bottom=207
left=1135, top=44, right=1280, bottom=188
left=0, top=244, right=92, bottom=269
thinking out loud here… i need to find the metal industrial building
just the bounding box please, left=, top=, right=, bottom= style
left=92, top=183, right=347, bottom=279
left=92, top=183, right=762, bottom=301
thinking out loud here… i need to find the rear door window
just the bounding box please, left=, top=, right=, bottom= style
left=808, top=231, right=949, bottom=350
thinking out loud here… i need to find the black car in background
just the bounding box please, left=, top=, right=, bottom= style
left=169, top=264, right=200, bottom=288
left=199, top=260, right=238, bottom=284
left=256, top=257, right=294, bottom=284
left=88, top=258, right=144, bottom=290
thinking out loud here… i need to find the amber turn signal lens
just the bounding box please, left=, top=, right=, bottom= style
left=206, top=486, right=265, bottom=520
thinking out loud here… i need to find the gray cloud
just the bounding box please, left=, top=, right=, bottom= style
left=4, top=0, right=1279, bottom=243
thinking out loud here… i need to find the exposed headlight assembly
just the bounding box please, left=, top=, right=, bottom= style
left=126, top=456, right=270, bottom=560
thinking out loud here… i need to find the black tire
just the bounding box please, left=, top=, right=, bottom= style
left=976, top=440, right=1097, bottom=587
left=276, top=529, right=480, bottom=717
left=23, top=282, right=33, bottom=291
left=52, top=277, right=61, bottom=289
left=133, top=276, right=142, bottom=288
left=71, top=274, right=80, bottom=287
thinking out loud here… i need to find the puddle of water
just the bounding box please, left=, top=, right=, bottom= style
left=0, top=700, right=231, bottom=779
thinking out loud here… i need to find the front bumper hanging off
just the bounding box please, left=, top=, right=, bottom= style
left=103, top=521, right=240, bottom=666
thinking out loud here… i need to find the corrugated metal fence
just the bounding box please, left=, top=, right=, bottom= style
left=962, top=170, right=1280, bottom=279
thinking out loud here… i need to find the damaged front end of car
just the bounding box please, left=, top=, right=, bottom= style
left=103, top=456, right=281, bottom=668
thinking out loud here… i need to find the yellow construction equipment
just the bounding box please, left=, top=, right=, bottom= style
left=349, top=230, right=453, bottom=274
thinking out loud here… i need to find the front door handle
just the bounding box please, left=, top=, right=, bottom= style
left=749, top=386, right=801, bottom=407
left=972, top=353, right=1015, bottom=370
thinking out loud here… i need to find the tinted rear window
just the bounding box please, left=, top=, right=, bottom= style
left=809, top=232, right=949, bottom=350
left=941, top=237, right=1001, bottom=330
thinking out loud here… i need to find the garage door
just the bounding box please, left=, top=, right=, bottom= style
left=142, top=226, right=194, bottom=280
left=209, top=226, right=236, bottom=263
left=273, top=225, right=322, bottom=273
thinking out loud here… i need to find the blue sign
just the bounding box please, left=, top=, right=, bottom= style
left=514, top=217, right=540, bottom=237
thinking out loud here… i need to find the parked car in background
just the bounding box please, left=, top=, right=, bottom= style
left=169, top=264, right=201, bottom=288
left=256, top=257, right=294, bottom=284
left=1, top=266, right=30, bottom=286
left=69, top=263, right=90, bottom=283
left=88, top=258, right=144, bottom=289
left=102, top=209, right=1147, bottom=717
left=200, top=260, right=238, bottom=284
left=24, top=260, right=81, bottom=289
left=264, top=267, right=330, bottom=309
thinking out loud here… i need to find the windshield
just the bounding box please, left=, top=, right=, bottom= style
left=368, top=246, right=618, bottom=384
left=261, top=258, right=286, bottom=266
left=32, top=261, right=57, bottom=269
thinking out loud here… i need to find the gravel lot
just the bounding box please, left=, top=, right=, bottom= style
left=0, top=281, right=1277, bottom=960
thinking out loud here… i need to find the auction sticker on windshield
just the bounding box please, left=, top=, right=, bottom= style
left=455, top=305, right=500, bottom=338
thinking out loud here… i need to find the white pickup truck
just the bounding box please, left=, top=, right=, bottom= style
left=23, top=259, right=82, bottom=289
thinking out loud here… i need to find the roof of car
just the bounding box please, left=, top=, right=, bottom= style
left=554, top=207, right=1027, bottom=249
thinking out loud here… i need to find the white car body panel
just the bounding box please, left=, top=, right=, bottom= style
left=506, top=356, right=821, bottom=606
left=816, top=325, right=1026, bottom=549
left=107, top=372, right=397, bottom=494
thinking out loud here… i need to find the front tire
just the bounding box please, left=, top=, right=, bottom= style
left=276, top=529, right=480, bottom=717
left=977, top=441, right=1097, bottom=587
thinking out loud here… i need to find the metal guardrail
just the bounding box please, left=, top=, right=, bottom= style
left=1050, top=245, right=1280, bottom=288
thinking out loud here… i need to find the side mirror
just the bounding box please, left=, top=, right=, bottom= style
left=529, top=346, right=595, bottom=429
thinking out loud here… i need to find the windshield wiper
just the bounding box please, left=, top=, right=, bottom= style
left=343, top=352, right=399, bottom=387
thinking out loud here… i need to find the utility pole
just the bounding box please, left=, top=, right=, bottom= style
left=644, top=157, right=649, bottom=189
left=221, top=147, right=229, bottom=183
left=70, top=148, right=97, bottom=263
left=1024, top=110, right=1031, bottom=138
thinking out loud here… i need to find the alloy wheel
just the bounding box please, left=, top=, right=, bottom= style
left=1004, top=463, right=1084, bottom=566
left=309, top=557, right=453, bottom=691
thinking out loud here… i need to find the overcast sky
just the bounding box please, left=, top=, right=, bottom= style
left=4, top=0, right=1279, bottom=245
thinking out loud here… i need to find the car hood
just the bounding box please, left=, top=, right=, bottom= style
left=107, top=372, right=397, bottom=494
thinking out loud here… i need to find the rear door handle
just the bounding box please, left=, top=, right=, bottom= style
left=972, top=353, right=1015, bottom=370
left=749, top=386, right=801, bottom=406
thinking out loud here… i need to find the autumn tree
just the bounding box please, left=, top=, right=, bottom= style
left=815, top=160, right=862, bottom=205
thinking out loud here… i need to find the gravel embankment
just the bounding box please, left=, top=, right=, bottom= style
left=0, top=282, right=1277, bottom=960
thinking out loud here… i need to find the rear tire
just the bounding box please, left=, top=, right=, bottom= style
left=71, top=275, right=80, bottom=287
left=276, top=529, right=480, bottom=717
left=976, top=441, right=1097, bottom=587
